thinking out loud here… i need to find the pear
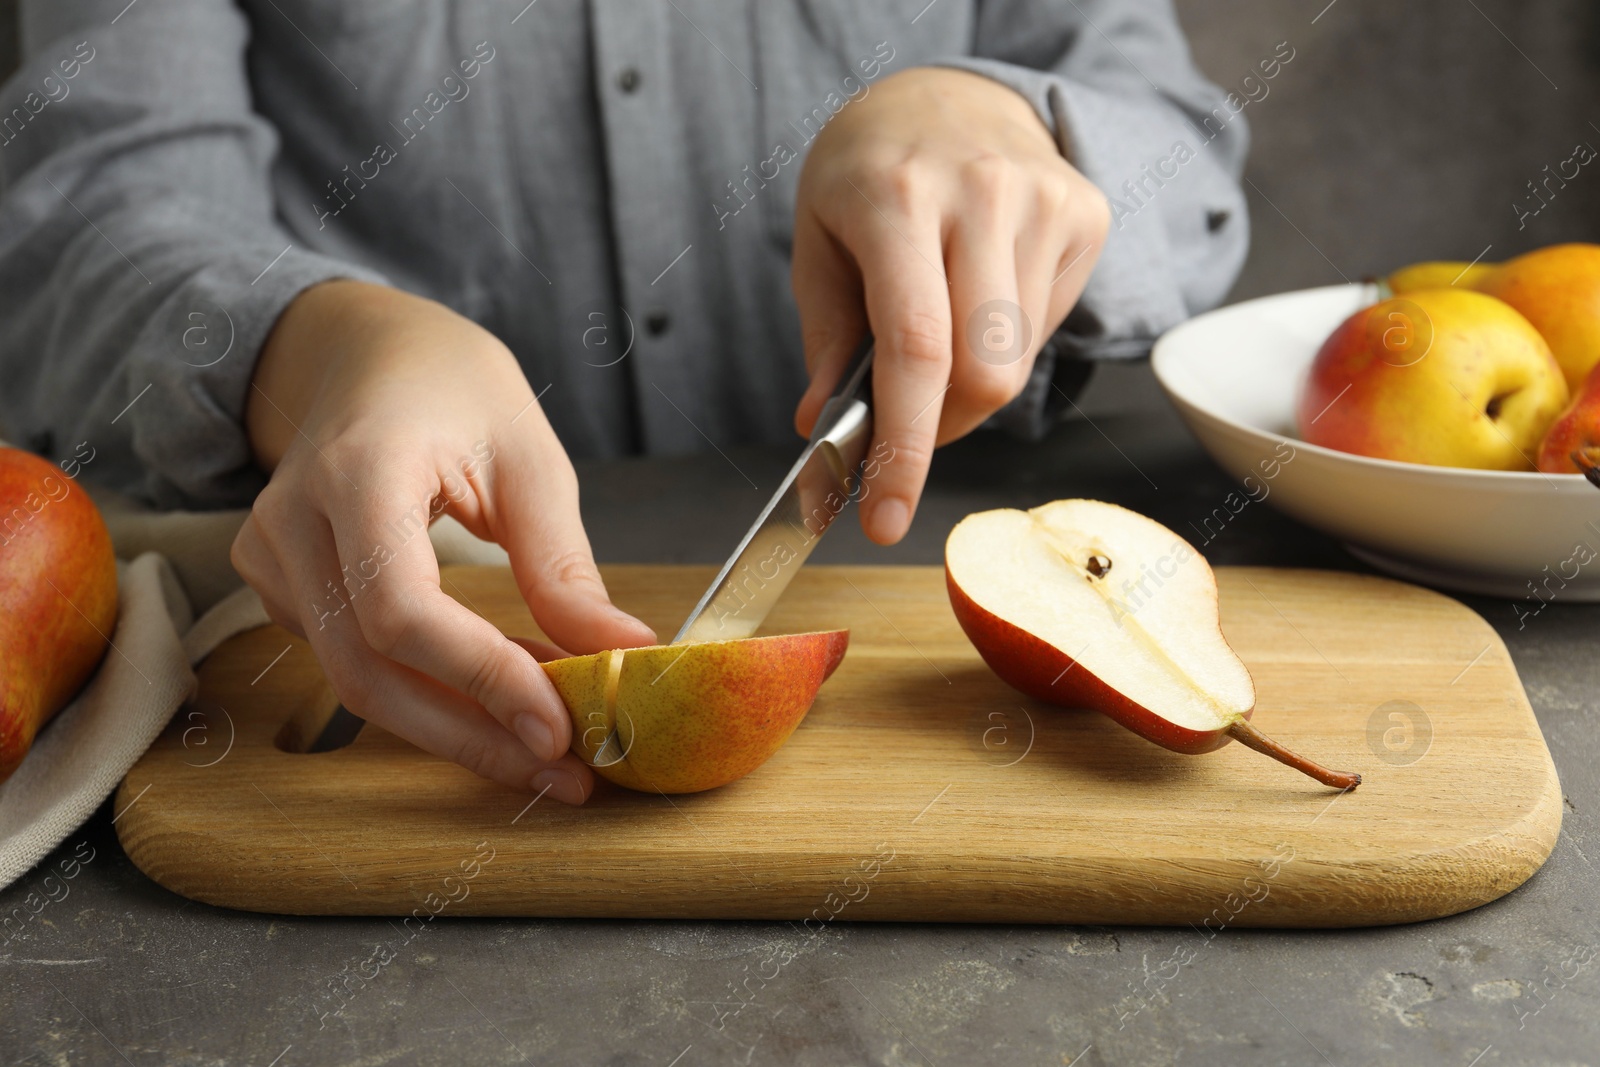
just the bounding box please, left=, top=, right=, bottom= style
left=1537, top=357, right=1600, bottom=477
left=946, top=500, right=1359, bottom=790
left=1, top=447, right=118, bottom=781
left=1389, top=243, right=1600, bottom=392
left=541, top=630, right=849, bottom=794
left=1385, top=260, right=1494, bottom=294
left=1299, top=288, right=1567, bottom=471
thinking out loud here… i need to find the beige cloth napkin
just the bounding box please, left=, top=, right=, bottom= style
left=0, top=488, right=510, bottom=890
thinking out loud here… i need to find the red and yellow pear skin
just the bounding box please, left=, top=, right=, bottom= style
left=1298, top=288, right=1567, bottom=470
left=1, top=448, right=118, bottom=781
left=541, top=630, right=849, bottom=794
left=1389, top=244, right=1600, bottom=393
left=1537, top=358, right=1600, bottom=474
left=1386, top=260, right=1495, bottom=294
left=946, top=573, right=1237, bottom=755
left=1472, top=244, right=1600, bottom=394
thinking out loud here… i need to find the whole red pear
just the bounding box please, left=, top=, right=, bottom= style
left=1, top=447, right=118, bottom=781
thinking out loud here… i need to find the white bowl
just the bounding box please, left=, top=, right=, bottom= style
left=1151, top=283, right=1600, bottom=601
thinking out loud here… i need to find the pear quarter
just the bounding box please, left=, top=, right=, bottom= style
left=541, top=630, right=849, bottom=794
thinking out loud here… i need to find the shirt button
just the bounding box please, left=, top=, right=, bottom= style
left=646, top=312, right=671, bottom=336
left=617, top=68, right=642, bottom=93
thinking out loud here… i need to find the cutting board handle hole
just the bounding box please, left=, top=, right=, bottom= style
left=273, top=686, right=367, bottom=754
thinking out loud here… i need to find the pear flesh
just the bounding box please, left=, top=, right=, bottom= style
left=947, top=500, right=1360, bottom=789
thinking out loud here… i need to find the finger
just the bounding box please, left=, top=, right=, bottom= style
left=230, top=511, right=307, bottom=639
left=314, top=461, right=578, bottom=763
left=1010, top=241, right=1085, bottom=405
left=265, top=506, right=595, bottom=801
left=1018, top=240, right=1067, bottom=353
left=1006, top=194, right=1088, bottom=411
left=342, top=644, right=596, bottom=803
left=942, top=207, right=1028, bottom=445
left=852, top=204, right=952, bottom=545
left=509, top=635, right=574, bottom=662
left=1039, top=196, right=1106, bottom=329
left=358, top=661, right=597, bottom=804
left=792, top=209, right=868, bottom=438
left=485, top=415, right=658, bottom=656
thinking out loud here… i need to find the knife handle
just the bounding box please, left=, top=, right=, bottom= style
left=808, top=338, right=874, bottom=446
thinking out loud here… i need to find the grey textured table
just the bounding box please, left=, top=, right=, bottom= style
left=4, top=367, right=1597, bottom=1067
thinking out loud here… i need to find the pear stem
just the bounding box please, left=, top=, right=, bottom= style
left=1226, top=720, right=1362, bottom=791
left=1570, top=448, right=1600, bottom=490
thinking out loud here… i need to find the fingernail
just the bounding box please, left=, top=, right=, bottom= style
left=533, top=768, right=587, bottom=805
left=869, top=498, right=910, bottom=544
left=513, top=713, right=557, bottom=762
left=610, top=608, right=657, bottom=644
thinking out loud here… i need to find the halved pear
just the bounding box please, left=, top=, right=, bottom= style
left=946, top=500, right=1359, bottom=789
left=541, top=630, right=849, bottom=794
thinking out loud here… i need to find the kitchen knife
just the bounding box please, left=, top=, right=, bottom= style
left=588, top=340, right=875, bottom=767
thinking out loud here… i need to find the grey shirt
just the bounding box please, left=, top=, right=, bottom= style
left=0, top=0, right=1247, bottom=509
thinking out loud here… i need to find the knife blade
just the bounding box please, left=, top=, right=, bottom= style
left=673, top=341, right=876, bottom=644
left=588, top=340, right=875, bottom=768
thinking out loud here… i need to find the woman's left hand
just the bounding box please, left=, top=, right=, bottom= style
left=792, top=67, right=1110, bottom=544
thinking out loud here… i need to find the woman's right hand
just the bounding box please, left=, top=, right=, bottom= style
left=231, top=280, right=655, bottom=804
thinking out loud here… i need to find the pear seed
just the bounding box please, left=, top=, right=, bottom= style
left=1086, top=554, right=1112, bottom=579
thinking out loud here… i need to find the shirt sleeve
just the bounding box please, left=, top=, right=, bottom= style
left=0, top=0, right=386, bottom=509
left=931, top=0, right=1253, bottom=436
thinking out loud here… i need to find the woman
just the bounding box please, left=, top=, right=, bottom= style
left=0, top=0, right=1247, bottom=802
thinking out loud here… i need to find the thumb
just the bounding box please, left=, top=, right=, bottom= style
left=490, top=427, right=658, bottom=655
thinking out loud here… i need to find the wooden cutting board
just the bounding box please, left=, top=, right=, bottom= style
left=115, top=565, right=1560, bottom=926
